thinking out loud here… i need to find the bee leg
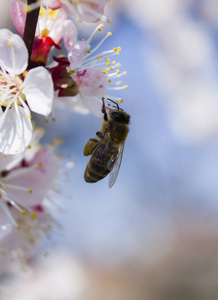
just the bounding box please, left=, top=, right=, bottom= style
left=96, top=131, right=104, bottom=139
left=102, top=97, right=108, bottom=121
left=83, top=138, right=99, bottom=156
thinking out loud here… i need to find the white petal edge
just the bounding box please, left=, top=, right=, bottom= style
left=63, top=20, right=78, bottom=52
left=23, top=67, right=54, bottom=116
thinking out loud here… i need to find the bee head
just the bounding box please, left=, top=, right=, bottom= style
left=109, top=110, right=130, bottom=124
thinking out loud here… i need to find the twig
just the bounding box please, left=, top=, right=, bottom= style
left=22, top=0, right=40, bottom=69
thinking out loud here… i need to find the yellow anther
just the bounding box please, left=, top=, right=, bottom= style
left=108, top=79, right=112, bottom=83
left=28, top=189, right=33, bottom=194
left=48, top=8, right=59, bottom=21
left=123, top=71, right=127, bottom=75
left=38, top=162, right=42, bottom=167
left=3, top=188, right=7, bottom=192
left=117, top=46, right=121, bottom=51
left=106, top=62, right=110, bottom=66
left=102, top=69, right=109, bottom=74
left=98, top=28, right=102, bottom=31
left=112, top=61, right=116, bottom=65
left=28, top=145, right=32, bottom=149
left=107, top=32, right=112, bottom=36
left=107, top=59, right=110, bottom=62
left=21, top=210, right=27, bottom=215
left=68, top=69, right=73, bottom=74
left=41, top=28, right=50, bottom=38
left=120, top=99, right=124, bottom=103
left=116, top=63, right=121, bottom=67
left=4, top=154, right=7, bottom=158
left=87, top=50, right=91, bottom=53
left=30, top=211, right=37, bottom=219
left=116, top=69, right=120, bottom=74
left=18, top=136, right=21, bottom=140
left=100, top=23, right=104, bottom=27
left=117, top=81, right=122, bottom=85
left=110, top=66, right=114, bottom=70
left=23, top=70, right=28, bottom=77
left=16, top=226, right=20, bottom=230
left=8, top=42, right=13, bottom=47
left=27, top=115, right=31, bottom=119
left=113, top=48, right=117, bottom=52
left=124, top=85, right=128, bottom=89
left=115, top=51, right=120, bottom=55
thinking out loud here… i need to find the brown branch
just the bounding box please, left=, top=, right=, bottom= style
left=22, top=0, right=40, bottom=69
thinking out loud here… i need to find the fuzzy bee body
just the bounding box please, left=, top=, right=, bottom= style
left=84, top=100, right=130, bottom=188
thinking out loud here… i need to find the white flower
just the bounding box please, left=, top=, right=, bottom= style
left=66, top=24, right=127, bottom=116
left=27, top=0, right=108, bottom=23
left=11, top=1, right=67, bottom=45
left=0, top=132, right=59, bottom=274
left=0, top=145, right=59, bottom=222
left=0, top=29, right=54, bottom=154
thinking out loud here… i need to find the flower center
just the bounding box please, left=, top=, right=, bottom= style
left=0, top=73, right=23, bottom=107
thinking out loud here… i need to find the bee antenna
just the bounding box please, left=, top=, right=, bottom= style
left=106, top=98, right=122, bottom=110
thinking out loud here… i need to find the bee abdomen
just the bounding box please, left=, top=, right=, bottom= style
left=84, top=159, right=110, bottom=183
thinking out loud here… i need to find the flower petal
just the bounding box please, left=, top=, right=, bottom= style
left=48, top=8, right=67, bottom=44
left=72, top=68, right=107, bottom=97
left=61, top=0, right=107, bottom=23
left=23, top=67, right=54, bottom=116
left=55, top=93, right=89, bottom=114
left=68, top=41, right=90, bottom=70
left=80, top=94, right=103, bottom=117
left=0, top=105, right=32, bottom=155
left=63, top=20, right=78, bottom=52
left=10, top=0, right=26, bottom=36
left=0, top=152, right=23, bottom=172
left=76, top=0, right=107, bottom=23
left=0, top=29, right=28, bottom=75
left=1, top=149, right=59, bottom=207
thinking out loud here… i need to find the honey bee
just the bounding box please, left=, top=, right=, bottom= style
left=83, top=98, right=130, bottom=188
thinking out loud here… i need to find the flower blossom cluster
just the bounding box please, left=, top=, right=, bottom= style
left=0, top=0, right=128, bottom=274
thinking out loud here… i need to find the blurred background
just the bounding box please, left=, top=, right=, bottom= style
left=2, top=0, right=218, bottom=299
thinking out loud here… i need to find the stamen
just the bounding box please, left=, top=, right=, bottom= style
left=84, top=32, right=112, bottom=59
left=2, top=183, right=33, bottom=193
left=86, top=23, right=105, bottom=44
left=107, top=85, right=128, bottom=90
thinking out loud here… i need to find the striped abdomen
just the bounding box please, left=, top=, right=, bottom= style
left=84, top=141, right=118, bottom=183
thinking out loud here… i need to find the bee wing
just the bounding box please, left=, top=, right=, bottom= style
left=108, top=144, right=124, bottom=189
left=96, top=128, right=111, bottom=159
